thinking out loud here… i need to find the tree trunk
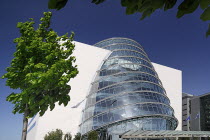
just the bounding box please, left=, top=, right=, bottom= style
left=21, top=105, right=29, bottom=140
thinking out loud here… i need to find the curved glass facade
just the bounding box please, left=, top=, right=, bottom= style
left=80, top=38, right=178, bottom=137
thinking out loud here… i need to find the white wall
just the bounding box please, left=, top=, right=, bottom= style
left=152, top=63, right=182, bottom=130
left=26, top=41, right=111, bottom=140
left=26, top=114, right=39, bottom=140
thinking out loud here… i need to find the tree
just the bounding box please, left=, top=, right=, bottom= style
left=44, top=129, right=63, bottom=140
left=178, top=137, right=190, bottom=140
left=73, top=133, right=82, bottom=140
left=48, top=0, right=210, bottom=37
left=2, top=12, right=78, bottom=140
left=87, top=131, right=98, bottom=140
left=64, top=132, right=72, bottom=140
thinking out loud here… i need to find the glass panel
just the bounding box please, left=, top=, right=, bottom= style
left=109, top=50, right=149, bottom=61
left=81, top=103, right=176, bottom=134
left=102, top=44, right=146, bottom=56
left=93, top=72, right=161, bottom=90
left=80, top=38, right=177, bottom=135
left=94, top=38, right=143, bottom=50
left=99, top=64, right=156, bottom=76
left=102, top=57, right=152, bottom=69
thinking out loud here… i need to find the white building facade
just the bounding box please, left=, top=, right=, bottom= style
left=26, top=38, right=182, bottom=140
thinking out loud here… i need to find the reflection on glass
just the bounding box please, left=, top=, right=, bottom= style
left=80, top=38, right=178, bottom=135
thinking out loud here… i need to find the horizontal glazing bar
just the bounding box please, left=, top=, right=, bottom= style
left=91, top=72, right=162, bottom=90
left=82, top=117, right=177, bottom=135
left=94, top=38, right=144, bottom=50
left=81, top=102, right=175, bottom=126
left=108, top=49, right=150, bottom=62
left=98, top=63, right=157, bottom=77
left=87, top=81, right=167, bottom=105
left=101, top=43, right=147, bottom=57
left=91, top=80, right=166, bottom=96
left=102, top=56, right=153, bottom=70
left=80, top=114, right=178, bottom=135
left=93, top=71, right=162, bottom=86
left=82, top=92, right=171, bottom=121
left=84, top=90, right=170, bottom=111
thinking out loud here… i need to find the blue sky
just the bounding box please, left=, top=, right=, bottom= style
left=1, top=0, right=210, bottom=139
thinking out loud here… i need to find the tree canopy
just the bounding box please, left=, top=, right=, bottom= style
left=44, top=129, right=63, bottom=140
left=73, top=133, right=82, bottom=140
left=48, top=0, right=210, bottom=37
left=64, top=132, right=72, bottom=140
left=87, top=131, right=98, bottom=140
left=2, top=12, right=78, bottom=118
left=2, top=11, right=78, bottom=140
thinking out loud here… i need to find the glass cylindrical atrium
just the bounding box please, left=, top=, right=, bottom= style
left=80, top=38, right=178, bottom=136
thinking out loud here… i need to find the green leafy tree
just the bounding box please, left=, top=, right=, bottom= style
left=73, top=133, right=82, bottom=140
left=192, top=137, right=199, bottom=140
left=2, top=12, right=78, bottom=140
left=64, top=132, right=72, bottom=140
left=178, top=137, right=190, bottom=140
left=44, top=129, right=63, bottom=140
left=74, top=133, right=83, bottom=140
left=48, top=0, right=210, bottom=37
left=87, top=131, right=98, bottom=140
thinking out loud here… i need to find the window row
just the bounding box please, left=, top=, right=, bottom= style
left=92, top=72, right=161, bottom=91
left=80, top=103, right=175, bottom=134
left=106, top=118, right=175, bottom=133
left=83, top=92, right=170, bottom=120
left=99, top=64, right=156, bottom=77
left=80, top=117, right=176, bottom=135
left=94, top=38, right=143, bottom=50
left=87, top=82, right=165, bottom=105
left=102, top=57, right=153, bottom=69
left=83, top=103, right=173, bottom=123
left=102, top=44, right=147, bottom=56
left=109, top=50, right=149, bottom=62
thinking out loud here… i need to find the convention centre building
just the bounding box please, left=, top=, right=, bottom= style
left=26, top=38, right=182, bottom=140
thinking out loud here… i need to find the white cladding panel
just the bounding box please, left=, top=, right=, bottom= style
left=152, top=63, right=182, bottom=130
left=26, top=115, right=39, bottom=140
left=26, top=41, right=111, bottom=140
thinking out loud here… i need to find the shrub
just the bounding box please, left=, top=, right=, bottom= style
left=87, top=131, right=98, bottom=140
left=44, top=129, right=63, bottom=140
left=64, top=132, right=72, bottom=140
left=73, top=133, right=81, bottom=140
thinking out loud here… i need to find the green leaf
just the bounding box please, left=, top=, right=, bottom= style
left=164, top=0, right=177, bottom=11
left=48, top=0, right=57, bottom=9
left=3, top=11, right=78, bottom=118
left=140, top=8, right=153, bottom=20
left=126, top=6, right=137, bottom=15
left=138, top=1, right=151, bottom=13
left=121, top=0, right=129, bottom=7
left=49, top=104, right=55, bottom=111
left=177, top=10, right=185, bottom=18
left=6, top=93, right=17, bottom=101
left=200, top=0, right=210, bottom=10
left=200, top=6, right=210, bottom=21
left=48, top=0, right=68, bottom=10
left=206, top=23, right=210, bottom=37
left=92, top=0, right=106, bottom=5
left=39, top=99, right=45, bottom=105
left=177, top=0, right=199, bottom=18
left=152, top=0, right=165, bottom=9
left=17, top=22, right=22, bottom=28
